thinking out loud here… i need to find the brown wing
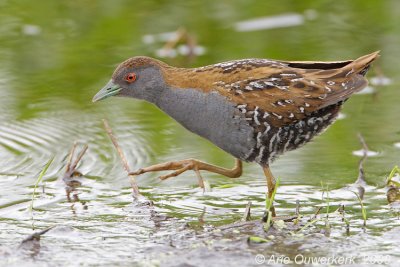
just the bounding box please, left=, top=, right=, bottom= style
left=214, top=51, right=379, bottom=127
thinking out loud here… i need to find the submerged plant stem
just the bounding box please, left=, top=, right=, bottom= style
left=103, top=119, right=140, bottom=198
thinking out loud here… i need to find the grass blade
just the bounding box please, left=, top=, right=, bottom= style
left=352, top=191, right=367, bottom=227
left=29, top=157, right=54, bottom=214
left=265, top=178, right=280, bottom=211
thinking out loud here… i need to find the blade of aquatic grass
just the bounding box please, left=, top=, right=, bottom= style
left=296, top=218, right=320, bottom=233
left=386, top=165, right=400, bottom=186
left=263, top=178, right=280, bottom=232
left=320, top=182, right=330, bottom=218
left=294, top=185, right=330, bottom=234
left=325, top=186, right=330, bottom=220
left=321, top=182, right=332, bottom=235
left=29, top=157, right=54, bottom=229
left=295, top=182, right=330, bottom=234
left=265, top=178, right=280, bottom=212
left=292, top=200, right=302, bottom=225
left=214, top=183, right=242, bottom=189
left=29, top=157, right=54, bottom=212
left=263, top=210, right=273, bottom=232
left=388, top=165, right=400, bottom=180
left=0, top=172, right=24, bottom=176
left=352, top=191, right=367, bottom=227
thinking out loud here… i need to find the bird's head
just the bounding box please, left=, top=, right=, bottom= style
left=92, top=56, right=169, bottom=103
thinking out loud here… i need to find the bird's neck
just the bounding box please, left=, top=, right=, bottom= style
left=160, top=66, right=217, bottom=93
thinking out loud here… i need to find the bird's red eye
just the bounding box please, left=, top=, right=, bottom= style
left=125, top=72, right=137, bottom=83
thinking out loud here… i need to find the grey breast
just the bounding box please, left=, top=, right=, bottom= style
left=155, top=87, right=256, bottom=160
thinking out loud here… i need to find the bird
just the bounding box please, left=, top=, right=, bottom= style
left=93, top=51, right=379, bottom=216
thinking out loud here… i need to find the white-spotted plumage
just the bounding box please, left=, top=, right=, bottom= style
left=191, top=52, right=379, bottom=165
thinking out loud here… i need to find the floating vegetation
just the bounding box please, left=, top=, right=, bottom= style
left=247, top=235, right=269, bottom=244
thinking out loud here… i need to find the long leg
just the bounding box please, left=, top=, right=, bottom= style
left=129, top=158, right=242, bottom=180
left=263, top=165, right=276, bottom=217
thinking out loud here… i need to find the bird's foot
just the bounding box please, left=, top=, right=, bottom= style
left=129, top=158, right=206, bottom=180
left=129, top=158, right=242, bottom=182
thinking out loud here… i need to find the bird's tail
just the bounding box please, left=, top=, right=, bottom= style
left=317, top=51, right=380, bottom=109
left=340, top=51, right=380, bottom=77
